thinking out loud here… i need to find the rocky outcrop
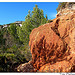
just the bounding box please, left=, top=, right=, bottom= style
left=29, top=8, right=75, bottom=72
left=17, top=8, right=75, bottom=72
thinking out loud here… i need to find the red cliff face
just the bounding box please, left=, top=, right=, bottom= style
left=29, top=8, right=75, bottom=72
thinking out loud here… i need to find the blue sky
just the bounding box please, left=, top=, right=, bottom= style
left=0, top=2, right=59, bottom=25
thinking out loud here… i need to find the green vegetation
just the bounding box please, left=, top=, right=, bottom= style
left=56, top=2, right=75, bottom=12
left=0, top=26, right=28, bottom=72
left=0, top=5, right=50, bottom=72
left=56, top=2, right=67, bottom=12
left=0, top=28, right=5, bottom=47
left=47, top=19, right=53, bottom=23
left=17, top=5, right=48, bottom=44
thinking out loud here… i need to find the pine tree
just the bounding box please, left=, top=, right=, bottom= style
left=17, top=4, right=48, bottom=44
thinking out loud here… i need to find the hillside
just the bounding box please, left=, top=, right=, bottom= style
left=0, top=21, right=24, bottom=29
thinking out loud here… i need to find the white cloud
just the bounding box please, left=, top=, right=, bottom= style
left=48, top=13, right=57, bottom=19
left=52, top=13, right=57, bottom=18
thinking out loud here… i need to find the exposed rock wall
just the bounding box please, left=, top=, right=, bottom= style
left=29, top=8, right=75, bottom=72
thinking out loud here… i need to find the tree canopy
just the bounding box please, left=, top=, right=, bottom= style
left=17, top=5, right=48, bottom=44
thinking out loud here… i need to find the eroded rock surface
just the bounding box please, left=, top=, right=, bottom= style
left=29, top=8, right=75, bottom=72
left=17, top=8, right=75, bottom=72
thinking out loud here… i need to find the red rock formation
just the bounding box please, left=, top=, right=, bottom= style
left=17, top=8, right=75, bottom=72
left=39, top=61, right=72, bottom=72
left=29, top=8, right=75, bottom=72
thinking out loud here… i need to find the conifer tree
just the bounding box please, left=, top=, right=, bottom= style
left=17, top=4, right=48, bottom=44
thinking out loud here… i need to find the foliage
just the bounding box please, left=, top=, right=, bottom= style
left=8, top=23, right=18, bottom=40
left=0, top=25, right=30, bottom=72
left=56, top=2, right=75, bottom=12
left=47, top=19, right=53, bottom=23
left=0, top=28, right=6, bottom=47
left=0, top=46, right=28, bottom=72
left=56, top=2, right=67, bottom=12
left=17, top=5, right=48, bottom=44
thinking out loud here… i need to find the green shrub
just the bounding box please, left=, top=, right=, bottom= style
left=56, top=2, right=67, bottom=12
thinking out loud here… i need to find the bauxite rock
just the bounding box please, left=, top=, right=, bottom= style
left=29, top=8, right=75, bottom=72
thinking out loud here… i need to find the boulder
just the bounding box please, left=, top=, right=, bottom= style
left=29, top=8, right=75, bottom=72
left=17, top=60, right=36, bottom=72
